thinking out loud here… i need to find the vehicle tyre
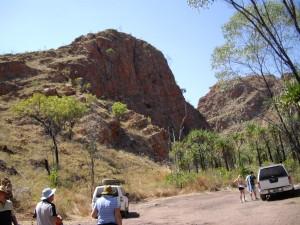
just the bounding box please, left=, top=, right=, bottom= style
left=124, top=209, right=129, bottom=218
left=122, top=208, right=129, bottom=218
left=260, top=194, right=267, bottom=201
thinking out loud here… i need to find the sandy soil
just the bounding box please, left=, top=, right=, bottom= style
left=21, top=186, right=300, bottom=225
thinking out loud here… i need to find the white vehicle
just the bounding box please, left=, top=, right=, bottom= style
left=92, top=184, right=129, bottom=217
left=258, top=164, right=294, bottom=200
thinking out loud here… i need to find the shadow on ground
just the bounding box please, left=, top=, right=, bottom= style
left=125, top=211, right=140, bottom=219
left=267, top=186, right=300, bottom=201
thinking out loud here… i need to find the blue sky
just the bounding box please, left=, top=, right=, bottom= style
left=0, top=0, right=234, bottom=107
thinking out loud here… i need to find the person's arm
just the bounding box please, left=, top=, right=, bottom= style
left=11, top=214, right=19, bottom=225
left=114, top=208, right=122, bottom=225
left=91, top=206, right=98, bottom=219
left=55, top=215, right=63, bottom=225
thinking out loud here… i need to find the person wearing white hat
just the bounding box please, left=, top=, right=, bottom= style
left=0, top=185, right=20, bottom=225
left=34, top=187, right=62, bottom=225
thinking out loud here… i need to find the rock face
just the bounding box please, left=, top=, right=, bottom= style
left=197, top=75, right=282, bottom=132
left=0, top=29, right=208, bottom=135
left=54, top=30, right=209, bottom=134
left=0, top=29, right=209, bottom=161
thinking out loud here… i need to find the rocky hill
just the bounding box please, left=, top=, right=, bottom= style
left=197, top=75, right=282, bottom=132
left=0, top=29, right=209, bottom=162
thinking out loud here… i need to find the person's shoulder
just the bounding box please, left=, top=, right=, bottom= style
left=3, top=200, right=13, bottom=210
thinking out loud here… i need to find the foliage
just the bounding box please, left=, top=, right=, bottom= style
left=49, top=169, right=59, bottom=187
left=72, top=77, right=91, bottom=93
left=165, top=171, right=197, bottom=188
left=13, top=93, right=88, bottom=126
left=112, top=101, right=128, bottom=118
left=211, top=1, right=299, bottom=82
left=12, top=93, right=89, bottom=167
left=278, top=80, right=300, bottom=108
left=170, top=129, right=236, bottom=172
left=189, top=0, right=300, bottom=161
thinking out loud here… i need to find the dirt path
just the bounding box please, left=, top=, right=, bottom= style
left=21, top=186, right=300, bottom=225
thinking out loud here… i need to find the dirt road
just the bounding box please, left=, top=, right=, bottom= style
left=22, top=186, right=300, bottom=225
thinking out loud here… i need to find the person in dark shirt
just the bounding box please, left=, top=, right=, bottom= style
left=0, top=185, right=20, bottom=225
left=246, top=171, right=259, bottom=200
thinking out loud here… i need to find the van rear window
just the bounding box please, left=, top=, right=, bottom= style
left=259, top=166, right=288, bottom=180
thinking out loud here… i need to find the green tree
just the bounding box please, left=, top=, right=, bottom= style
left=170, top=141, right=190, bottom=171
left=215, top=136, right=234, bottom=171
left=189, top=0, right=300, bottom=163
left=13, top=93, right=88, bottom=168
left=112, top=102, right=128, bottom=118
left=189, top=0, right=300, bottom=83
left=231, top=132, right=245, bottom=167
left=245, top=123, right=267, bottom=166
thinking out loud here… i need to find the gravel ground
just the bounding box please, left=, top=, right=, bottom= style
left=20, top=185, right=300, bottom=225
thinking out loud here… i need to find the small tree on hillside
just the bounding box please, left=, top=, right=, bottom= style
left=112, top=101, right=128, bottom=119
left=13, top=93, right=88, bottom=168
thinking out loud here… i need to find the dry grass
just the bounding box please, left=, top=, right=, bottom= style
left=0, top=105, right=177, bottom=218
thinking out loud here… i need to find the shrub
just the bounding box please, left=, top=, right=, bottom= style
left=49, top=169, right=59, bottom=187
left=112, top=102, right=128, bottom=118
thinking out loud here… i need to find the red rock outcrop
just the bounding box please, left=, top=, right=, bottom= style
left=0, top=60, right=38, bottom=81
left=49, top=30, right=209, bottom=134
left=197, top=75, right=282, bottom=132
left=0, top=29, right=209, bottom=161
left=0, top=30, right=208, bottom=135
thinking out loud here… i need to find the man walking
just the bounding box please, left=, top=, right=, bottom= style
left=91, top=185, right=122, bottom=225
left=246, top=171, right=259, bottom=200
left=34, top=187, right=62, bottom=225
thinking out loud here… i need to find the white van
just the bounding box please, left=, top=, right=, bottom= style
left=258, top=164, right=294, bottom=200
left=92, top=185, right=129, bottom=217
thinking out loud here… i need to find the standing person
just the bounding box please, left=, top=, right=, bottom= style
left=0, top=185, right=20, bottom=225
left=34, top=187, right=63, bottom=225
left=246, top=171, right=259, bottom=200
left=234, top=175, right=246, bottom=203
left=1, top=177, right=13, bottom=200
left=91, top=185, right=122, bottom=225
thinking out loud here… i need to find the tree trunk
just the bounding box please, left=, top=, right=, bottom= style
left=263, top=136, right=273, bottom=162
left=194, top=159, right=199, bottom=173
left=256, top=141, right=262, bottom=166
left=237, top=147, right=241, bottom=167
left=222, top=147, right=230, bottom=171
left=278, top=132, right=286, bottom=161
left=90, top=155, right=95, bottom=198
left=50, top=130, right=59, bottom=168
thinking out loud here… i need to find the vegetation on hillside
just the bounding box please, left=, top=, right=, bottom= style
left=12, top=93, right=88, bottom=168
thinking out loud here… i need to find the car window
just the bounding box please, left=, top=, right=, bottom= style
left=112, top=187, right=119, bottom=196
left=96, top=187, right=104, bottom=197
left=95, top=187, right=119, bottom=197
left=259, top=166, right=288, bottom=180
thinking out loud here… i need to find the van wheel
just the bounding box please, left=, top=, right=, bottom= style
left=260, top=194, right=266, bottom=201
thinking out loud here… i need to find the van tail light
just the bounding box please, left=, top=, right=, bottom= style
left=288, top=176, right=293, bottom=185
left=258, top=182, right=260, bottom=189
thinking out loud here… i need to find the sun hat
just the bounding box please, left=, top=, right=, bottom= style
left=0, top=185, right=8, bottom=194
left=101, top=185, right=113, bottom=195
left=41, top=187, right=56, bottom=200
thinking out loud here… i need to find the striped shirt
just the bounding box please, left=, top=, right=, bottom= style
left=95, top=196, right=120, bottom=225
